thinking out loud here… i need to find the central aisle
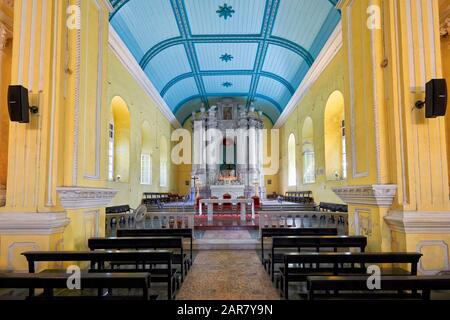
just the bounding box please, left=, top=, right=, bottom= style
left=176, top=251, right=280, bottom=300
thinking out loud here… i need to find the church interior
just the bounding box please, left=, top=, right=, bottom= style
left=1, top=0, right=450, bottom=305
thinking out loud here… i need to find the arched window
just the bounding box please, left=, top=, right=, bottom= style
left=111, top=96, right=130, bottom=182
left=288, top=133, right=297, bottom=187
left=160, top=135, right=168, bottom=187
left=141, top=121, right=153, bottom=185
left=324, top=90, right=346, bottom=180
left=302, top=117, right=315, bottom=184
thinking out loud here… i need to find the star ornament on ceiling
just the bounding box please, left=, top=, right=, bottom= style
left=222, top=82, right=233, bottom=88
left=220, top=53, right=234, bottom=62
left=216, top=4, right=235, bottom=20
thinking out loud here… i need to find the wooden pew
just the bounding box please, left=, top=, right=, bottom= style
left=88, top=237, right=186, bottom=282
left=318, top=202, right=348, bottom=213
left=106, top=205, right=133, bottom=225
left=117, top=228, right=194, bottom=268
left=269, top=236, right=367, bottom=282
left=22, top=250, right=176, bottom=300
left=280, top=252, right=422, bottom=300
left=260, top=228, right=338, bottom=268
left=306, top=275, right=450, bottom=300
left=0, top=272, right=152, bottom=300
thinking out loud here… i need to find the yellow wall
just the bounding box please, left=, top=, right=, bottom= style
left=263, top=117, right=279, bottom=195
left=442, top=0, right=450, bottom=187
left=279, top=49, right=347, bottom=203
left=0, top=33, right=11, bottom=188
left=106, top=49, right=177, bottom=208
left=0, top=1, right=13, bottom=190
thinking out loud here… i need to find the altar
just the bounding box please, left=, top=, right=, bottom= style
left=210, top=185, right=245, bottom=199
left=190, top=99, right=267, bottom=200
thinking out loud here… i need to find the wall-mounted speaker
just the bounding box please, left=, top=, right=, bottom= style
left=7, top=85, right=30, bottom=123
left=425, top=79, right=447, bottom=118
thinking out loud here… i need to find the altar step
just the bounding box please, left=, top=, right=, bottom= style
left=193, top=230, right=259, bottom=250
left=193, top=239, right=259, bottom=250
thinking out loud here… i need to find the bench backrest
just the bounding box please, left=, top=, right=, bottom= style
left=272, top=236, right=367, bottom=251
left=22, top=250, right=173, bottom=273
left=261, top=228, right=338, bottom=238
left=307, top=275, right=450, bottom=291
left=285, top=252, right=422, bottom=270
left=117, top=228, right=193, bottom=239
left=0, top=272, right=151, bottom=289
left=106, top=205, right=131, bottom=214
left=88, top=237, right=183, bottom=251
left=319, top=202, right=348, bottom=212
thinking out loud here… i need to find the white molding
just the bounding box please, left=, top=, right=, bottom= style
left=353, top=208, right=372, bottom=237
left=0, top=212, right=70, bottom=235
left=8, top=242, right=40, bottom=272
left=274, top=21, right=342, bottom=128
left=83, top=0, right=104, bottom=180
left=416, top=240, right=449, bottom=275
left=332, top=184, right=397, bottom=207
left=369, top=0, right=381, bottom=183
left=108, top=27, right=181, bottom=128
left=385, top=211, right=450, bottom=234
left=100, top=0, right=113, bottom=12
left=56, top=187, right=118, bottom=209
left=73, top=0, right=81, bottom=185
left=46, top=0, right=59, bottom=206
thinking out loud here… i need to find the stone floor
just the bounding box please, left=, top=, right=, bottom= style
left=176, top=250, right=280, bottom=300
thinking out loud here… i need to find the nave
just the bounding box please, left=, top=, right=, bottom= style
left=1, top=0, right=450, bottom=310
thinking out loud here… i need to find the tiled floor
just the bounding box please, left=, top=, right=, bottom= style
left=176, top=250, right=280, bottom=300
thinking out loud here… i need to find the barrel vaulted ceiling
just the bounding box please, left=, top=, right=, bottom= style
left=109, top=0, right=341, bottom=124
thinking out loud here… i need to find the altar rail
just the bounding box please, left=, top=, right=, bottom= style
left=259, top=211, right=349, bottom=236
left=105, top=211, right=195, bottom=238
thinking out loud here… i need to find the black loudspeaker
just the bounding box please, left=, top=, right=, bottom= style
left=425, top=79, right=447, bottom=118
left=7, top=85, right=30, bottom=123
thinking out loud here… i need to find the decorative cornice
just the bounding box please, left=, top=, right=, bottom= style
left=332, top=184, right=397, bottom=207
left=0, top=212, right=70, bottom=235
left=274, top=21, right=342, bottom=128
left=0, top=0, right=13, bottom=9
left=0, top=21, right=12, bottom=49
left=56, top=187, right=119, bottom=210
left=385, top=211, right=450, bottom=234
left=0, top=184, right=5, bottom=207
left=440, top=17, right=450, bottom=37
left=108, top=27, right=181, bottom=128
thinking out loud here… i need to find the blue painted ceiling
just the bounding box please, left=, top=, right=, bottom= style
left=109, top=0, right=341, bottom=124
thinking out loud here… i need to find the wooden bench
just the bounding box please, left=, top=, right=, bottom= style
left=142, top=193, right=170, bottom=205
left=285, top=191, right=314, bottom=204
left=269, top=236, right=367, bottom=282
left=117, top=228, right=193, bottom=267
left=22, top=250, right=176, bottom=300
left=106, top=205, right=133, bottom=225
left=318, top=202, right=348, bottom=213
left=280, top=252, right=422, bottom=299
left=88, top=237, right=186, bottom=282
left=260, top=228, right=338, bottom=268
left=0, top=272, right=152, bottom=300
left=306, top=275, right=450, bottom=300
